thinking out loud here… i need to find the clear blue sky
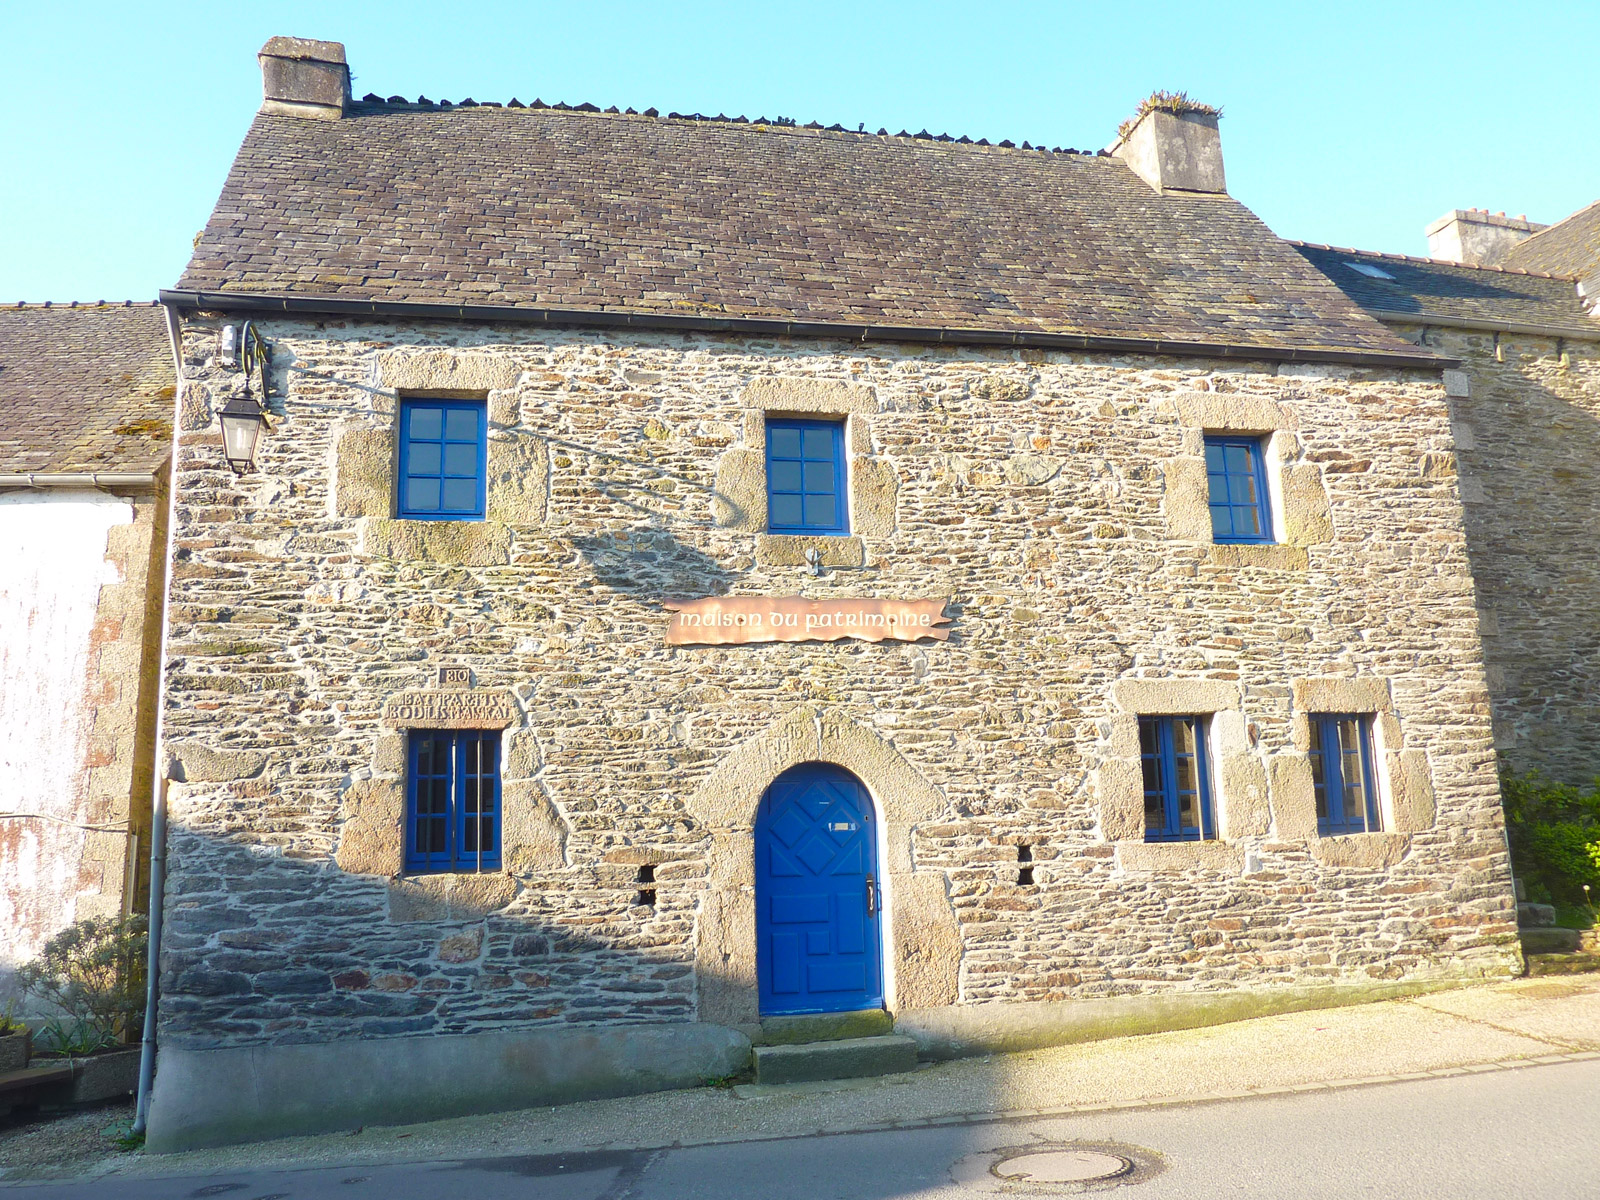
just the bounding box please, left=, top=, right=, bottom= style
left=3, top=1, right=1596, bottom=301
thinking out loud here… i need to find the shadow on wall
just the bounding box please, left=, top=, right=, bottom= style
left=573, top=529, right=736, bottom=597
left=146, top=818, right=757, bottom=1152
left=1448, top=341, right=1600, bottom=781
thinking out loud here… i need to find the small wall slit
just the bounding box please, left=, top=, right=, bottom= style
left=635, top=864, right=656, bottom=908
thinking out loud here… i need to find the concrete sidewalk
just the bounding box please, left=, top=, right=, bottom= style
left=4, top=974, right=1598, bottom=1186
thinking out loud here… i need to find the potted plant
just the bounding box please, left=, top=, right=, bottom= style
left=17, top=916, right=147, bottom=1101
left=0, top=1002, right=30, bottom=1073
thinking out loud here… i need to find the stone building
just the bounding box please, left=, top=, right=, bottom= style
left=0, top=302, right=174, bottom=1007
left=1299, top=203, right=1600, bottom=781
left=144, top=38, right=1522, bottom=1148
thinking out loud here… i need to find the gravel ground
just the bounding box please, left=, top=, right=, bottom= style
left=0, top=1101, right=135, bottom=1179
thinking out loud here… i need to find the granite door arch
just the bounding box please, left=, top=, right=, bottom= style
left=755, top=761, right=884, bottom=1015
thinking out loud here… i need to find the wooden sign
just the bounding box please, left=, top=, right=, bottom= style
left=665, top=596, right=950, bottom=646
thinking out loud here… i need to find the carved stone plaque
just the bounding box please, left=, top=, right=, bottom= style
left=437, top=665, right=471, bottom=690
left=665, top=596, right=951, bottom=646
left=382, top=689, right=516, bottom=729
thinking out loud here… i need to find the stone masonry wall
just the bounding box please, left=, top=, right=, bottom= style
left=1385, top=323, right=1600, bottom=785
left=157, top=315, right=1519, bottom=1050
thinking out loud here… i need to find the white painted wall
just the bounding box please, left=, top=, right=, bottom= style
left=0, top=490, right=132, bottom=973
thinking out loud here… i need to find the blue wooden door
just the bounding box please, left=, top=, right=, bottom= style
left=756, top=763, right=884, bottom=1015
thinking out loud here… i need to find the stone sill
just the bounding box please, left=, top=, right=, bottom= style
left=1310, top=832, right=1410, bottom=870
left=360, top=517, right=511, bottom=566
left=756, top=533, right=865, bottom=569
left=1116, top=840, right=1245, bottom=873
left=1206, top=543, right=1309, bottom=571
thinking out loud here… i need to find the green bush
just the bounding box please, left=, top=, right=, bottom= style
left=1500, top=767, right=1600, bottom=907
left=16, top=916, right=147, bottom=1051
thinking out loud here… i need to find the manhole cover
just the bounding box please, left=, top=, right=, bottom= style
left=994, top=1150, right=1133, bottom=1184
left=952, top=1141, right=1163, bottom=1194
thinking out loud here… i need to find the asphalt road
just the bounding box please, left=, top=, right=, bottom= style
left=7, top=1059, right=1597, bottom=1200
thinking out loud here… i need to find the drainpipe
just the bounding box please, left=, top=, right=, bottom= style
left=132, top=304, right=187, bottom=1138
left=131, top=779, right=167, bottom=1135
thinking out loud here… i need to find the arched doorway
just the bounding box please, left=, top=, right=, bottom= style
left=755, top=762, right=884, bottom=1015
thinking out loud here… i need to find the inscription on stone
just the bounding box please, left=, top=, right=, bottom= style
left=382, top=689, right=516, bottom=729
left=437, top=665, right=472, bottom=690
left=664, top=596, right=951, bottom=646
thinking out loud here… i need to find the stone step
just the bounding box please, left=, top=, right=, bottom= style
left=753, top=1008, right=895, bottom=1047
left=752, top=1034, right=919, bottom=1085
left=1527, top=952, right=1600, bottom=977
left=1521, top=928, right=1582, bottom=955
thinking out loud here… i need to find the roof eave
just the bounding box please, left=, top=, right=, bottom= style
left=158, top=289, right=1457, bottom=371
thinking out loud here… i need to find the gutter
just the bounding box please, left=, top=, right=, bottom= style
left=158, top=288, right=1458, bottom=372
left=1365, top=308, right=1600, bottom=344
left=0, top=473, right=157, bottom=489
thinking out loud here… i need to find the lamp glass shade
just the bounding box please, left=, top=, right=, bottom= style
left=218, top=398, right=266, bottom=473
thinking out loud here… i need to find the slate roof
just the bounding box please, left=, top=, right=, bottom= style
left=175, top=104, right=1426, bottom=361
left=1293, top=243, right=1597, bottom=337
left=0, top=303, right=175, bottom=476
left=1504, top=200, right=1600, bottom=279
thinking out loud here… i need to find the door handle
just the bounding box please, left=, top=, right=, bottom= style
left=866, top=874, right=879, bottom=916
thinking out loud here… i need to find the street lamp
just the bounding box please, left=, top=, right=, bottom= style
left=215, top=320, right=271, bottom=474
left=217, top=393, right=268, bottom=475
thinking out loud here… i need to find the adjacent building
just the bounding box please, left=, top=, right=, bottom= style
left=140, top=39, right=1526, bottom=1148
left=1299, top=205, right=1600, bottom=781
left=0, top=302, right=174, bottom=1008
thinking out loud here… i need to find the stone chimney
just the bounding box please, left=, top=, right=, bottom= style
left=1424, top=209, right=1547, bottom=267
left=1109, top=96, right=1226, bottom=195
left=258, top=36, right=349, bottom=121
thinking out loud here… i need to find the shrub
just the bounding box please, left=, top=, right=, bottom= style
left=16, top=916, right=147, bottom=1050
left=1500, top=767, right=1600, bottom=906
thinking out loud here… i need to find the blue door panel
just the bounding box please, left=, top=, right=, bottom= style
left=772, top=893, right=830, bottom=924
left=771, top=932, right=802, bottom=994
left=756, top=763, right=884, bottom=1015
left=835, top=900, right=865, bottom=954
left=809, top=961, right=867, bottom=992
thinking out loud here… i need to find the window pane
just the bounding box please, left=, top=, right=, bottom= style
left=443, top=442, right=478, bottom=476
left=769, top=460, right=803, bottom=492
left=770, top=494, right=803, bottom=527
left=1208, top=471, right=1230, bottom=505
left=406, top=478, right=441, bottom=512
left=803, top=460, right=835, bottom=493
left=441, top=478, right=478, bottom=511
left=408, top=406, right=443, bottom=440
left=768, top=426, right=801, bottom=458
left=1308, top=721, right=1330, bottom=821
left=409, top=442, right=442, bottom=475
left=802, top=426, right=836, bottom=458
left=1205, top=442, right=1226, bottom=473
left=1225, top=445, right=1252, bottom=475
left=803, top=494, right=838, bottom=529
left=427, top=815, right=448, bottom=853
left=1233, top=505, right=1262, bottom=537
left=1338, top=719, right=1367, bottom=826
left=444, top=407, right=478, bottom=439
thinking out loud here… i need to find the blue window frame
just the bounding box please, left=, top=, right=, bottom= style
left=1140, top=715, right=1215, bottom=842
left=1204, top=435, right=1273, bottom=543
left=765, top=418, right=849, bottom=536
left=1309, top=714, right=1381, bottom=835
left=398, top=398, right=487, bottom=520
left=406, top=730, right=501, bottom=873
